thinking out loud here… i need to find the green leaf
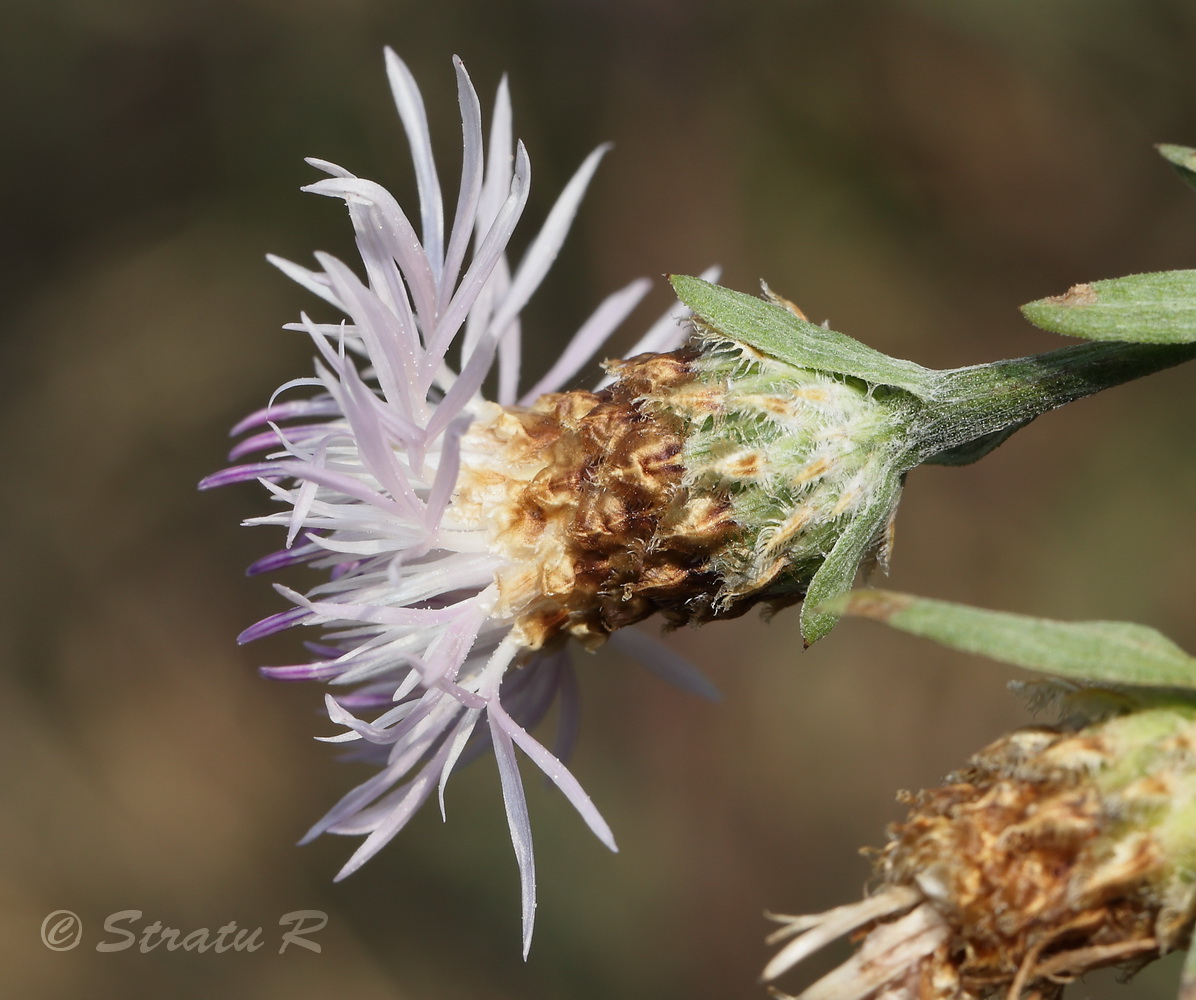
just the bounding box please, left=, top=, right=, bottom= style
left=799, top=473, right=903, bottom=645
left=912, top=340, right=1196, bottom=465
left=823, top=589, right=1196, bottom=689
left=1021, top=270, right=1196, bottom=343
left=670, top=275, right=937, bottom=396
left=920, top=422, right=1029, bottom=466
left=1157, top=143, right=1196, bottom=193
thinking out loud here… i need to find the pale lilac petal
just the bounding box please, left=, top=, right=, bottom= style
left=460, top=253, right=507, bottom=362
left=230, top=397, right=342, bottom=437
left=281, top=586, right=476, bottom=628
left=424, top=417, right=468, bottom=529
left=609, top=627, right=721, bottom=702
left=478, top=74, right=513, bottom=238
left=489, top=144, right=609, bottom=339
left=261, top=662, right=345, bottom=682
left=440, top=56, right=484, bottom=312
left=323, top=693, right=423, bottom=744
left=304, top=742, right=438, bottom=847
left=267, top=253, right=346, bottom=310
left=304, top=182, right=437, bottom=333
left=489, top=710, right=536, bottom=957
left=342, top=202, right=422, bottom=349
left=327, top=746, right=448, bottom=860
left=436, top=706, right=483, bottom=819
left=551, top=659, right=581, bottom=764
left=497, top=314, right=522, bottom=406
left=424, top=334, right=499, bottom=442
left=596, top=265, right=722, bottom=390
left=286, top=442, right=326, bottom=548
left=336, top=359, right=420, bottom=512
left=384, top=48, right=444, bottom=277
left=520, top=277, right=652, bottom=402
left=421, top=142, right=532, bottom=379
left=304, top=156, right=354, bottom=180
left=488, top=698, right=617, bottom=852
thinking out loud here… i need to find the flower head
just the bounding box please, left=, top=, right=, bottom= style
left=201, top=50, right=708, bottom=955
left=760, top=592, right=1196, bottom=999
left=203, top=51, right=1196, bottom=959
left=764, top=705, right=1196, bottom=999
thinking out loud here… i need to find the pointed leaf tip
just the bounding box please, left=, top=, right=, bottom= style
left=669, top=276, right=935, bottom=395
left=1157, top=143, right=1196, bottom=193
left=1021, top=270, right=1196, bottom=343
left=831, top=589, right=1196, bottom=690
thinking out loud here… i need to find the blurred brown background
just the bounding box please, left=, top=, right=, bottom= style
left=4, top=1, right=1196, bottom=998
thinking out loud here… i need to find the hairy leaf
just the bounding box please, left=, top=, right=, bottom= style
left=1021, top=270, right=1196, bottom=344
left=825, top=589, right=1196, bottom=689
left=670, top=275, right=937, bottom=395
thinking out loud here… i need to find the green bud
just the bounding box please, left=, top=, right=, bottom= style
left=670, top=276, right=1196, bottom=643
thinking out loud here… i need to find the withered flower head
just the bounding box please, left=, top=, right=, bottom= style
left=767, top=592, right=1196, bottom=999
left=765, top=706, right=1196, bottom=1000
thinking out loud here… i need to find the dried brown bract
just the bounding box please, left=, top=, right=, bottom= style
left=765, top=709, right=1196, bottom=1000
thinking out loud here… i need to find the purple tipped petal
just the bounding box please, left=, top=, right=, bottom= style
left=230, top=397, right=343, bottom=437
left=246, top=542, right=322, bottom=576
left=229, top=428, right=289, bottom=462
left=260, top=662, right=345, bottom=682
left=238, top=606, right=311, bottom=644
left=198, top=463, right=287, bottom=490
left=331, top=687, right=398, bottom=709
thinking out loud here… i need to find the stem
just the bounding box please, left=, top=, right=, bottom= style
left=912, top=341, right=1196, bottom=466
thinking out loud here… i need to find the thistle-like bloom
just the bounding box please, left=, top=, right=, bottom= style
left=204, top=52, right=1196, bottom=957
left=202, top=51, right=711, bottom=954
left=763, top=704, right=1196, bottom=1000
